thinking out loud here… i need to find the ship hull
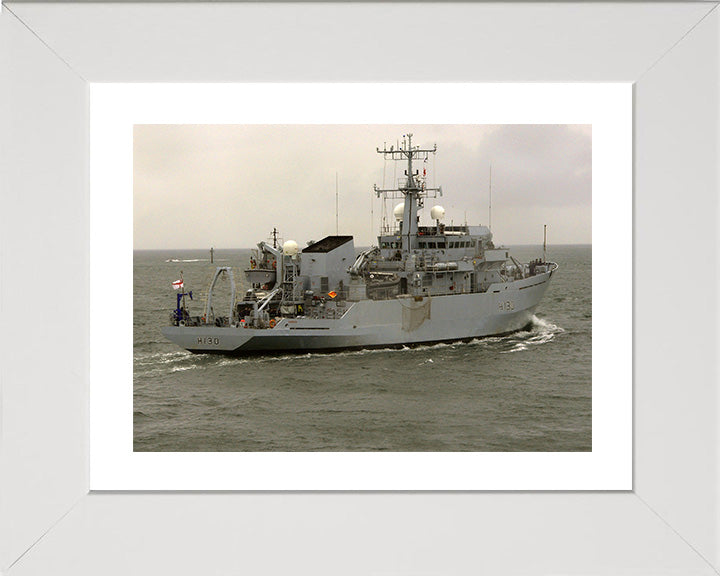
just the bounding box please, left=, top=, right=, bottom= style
left=161, top=268, right=555, bottom=355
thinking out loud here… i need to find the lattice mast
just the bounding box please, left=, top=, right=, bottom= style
left=374, top=133, right=442, bottom=252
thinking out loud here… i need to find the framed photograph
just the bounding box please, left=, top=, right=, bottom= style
left=132, top=122, right=595, bottom=453
left=91, top=83, right=629, bottom=490
left=2, top=2, right=718, bottom=574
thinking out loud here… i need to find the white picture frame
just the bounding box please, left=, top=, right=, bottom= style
left=91, top=83, right=629, bottom=491
left=2, top=2, right=719, bottom=574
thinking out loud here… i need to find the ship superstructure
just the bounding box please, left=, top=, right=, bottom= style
left=162, top=134, right=557, bottom=354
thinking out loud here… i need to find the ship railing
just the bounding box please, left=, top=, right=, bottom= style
left=379, top=223, right=400, bottom=235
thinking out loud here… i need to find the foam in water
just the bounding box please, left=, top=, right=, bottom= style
left=499, top=315, right=564, bottom=354
left=170, top=364, right=199, bottom=373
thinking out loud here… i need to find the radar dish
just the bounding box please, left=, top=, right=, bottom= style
left=430, top=205, right=445, bottom=220
left=283, top=240, right=299, bottom=256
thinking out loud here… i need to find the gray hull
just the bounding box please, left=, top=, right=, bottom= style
left=162, top=269, right=555, bottom=355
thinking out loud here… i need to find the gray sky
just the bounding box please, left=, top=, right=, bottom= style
left=134, top=124, right=591, bottom=249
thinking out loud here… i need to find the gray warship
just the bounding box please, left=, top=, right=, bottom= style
left=162, top=134, right=558, bottom=354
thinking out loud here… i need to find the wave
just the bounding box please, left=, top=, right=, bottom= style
left=170, top=364, right=199, bottom=373
left=498, top=315, right=564, bottom=354
left=134, top=350, right=193, bottom=366
left=165, top=258, right=207, bottom=263
left=164, top=258, right=229, bottom=263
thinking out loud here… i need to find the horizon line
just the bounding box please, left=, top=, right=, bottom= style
left=134, top=242, right=592, bottom=251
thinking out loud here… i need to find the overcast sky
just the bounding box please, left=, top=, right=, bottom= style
left=134, top=124, right=591, bottom=249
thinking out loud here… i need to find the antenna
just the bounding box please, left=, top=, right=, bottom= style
left=489, top=164, right=492, bottom=230
left=374, top=135, right=441, bottom=253
left=370, top=189, right=375, bottom=245
left=433, top=151, right=436, bottom=188
left=335, top=172, right=339, bottom=236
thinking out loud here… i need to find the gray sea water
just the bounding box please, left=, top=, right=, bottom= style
left=134, top=245, right=591, bottom=452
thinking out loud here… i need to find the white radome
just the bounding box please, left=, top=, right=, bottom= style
left=393, top=202, right=405, bottom=221
left=430, top=205, right=445, bottom=221
left=283, top=240, right=299, bottom=256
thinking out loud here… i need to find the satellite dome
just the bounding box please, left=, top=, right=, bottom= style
left=283, top=240, right=299, bottom=256
left=393, top=202, right=405, bottom=221
left=430, top=205, right=445, bottom=221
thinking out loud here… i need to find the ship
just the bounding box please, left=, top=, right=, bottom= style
left=162, top=134, right=558, bottom=355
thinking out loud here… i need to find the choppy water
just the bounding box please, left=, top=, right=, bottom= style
left=134, top=245, right=591, bottom=451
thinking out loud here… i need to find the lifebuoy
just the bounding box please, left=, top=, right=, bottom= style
left=272, top=260, right=277, bottom=269
left=269, top=318, right=276, bottom=328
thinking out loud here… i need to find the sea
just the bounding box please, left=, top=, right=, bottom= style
left=134, top=245, right=591, bottom=452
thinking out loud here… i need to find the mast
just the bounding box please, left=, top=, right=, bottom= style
left=374, top=134, right=442, bottom=252
left=543, top=224, right=547, bottom=262
left=180, top=270, right=186, bottom=311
